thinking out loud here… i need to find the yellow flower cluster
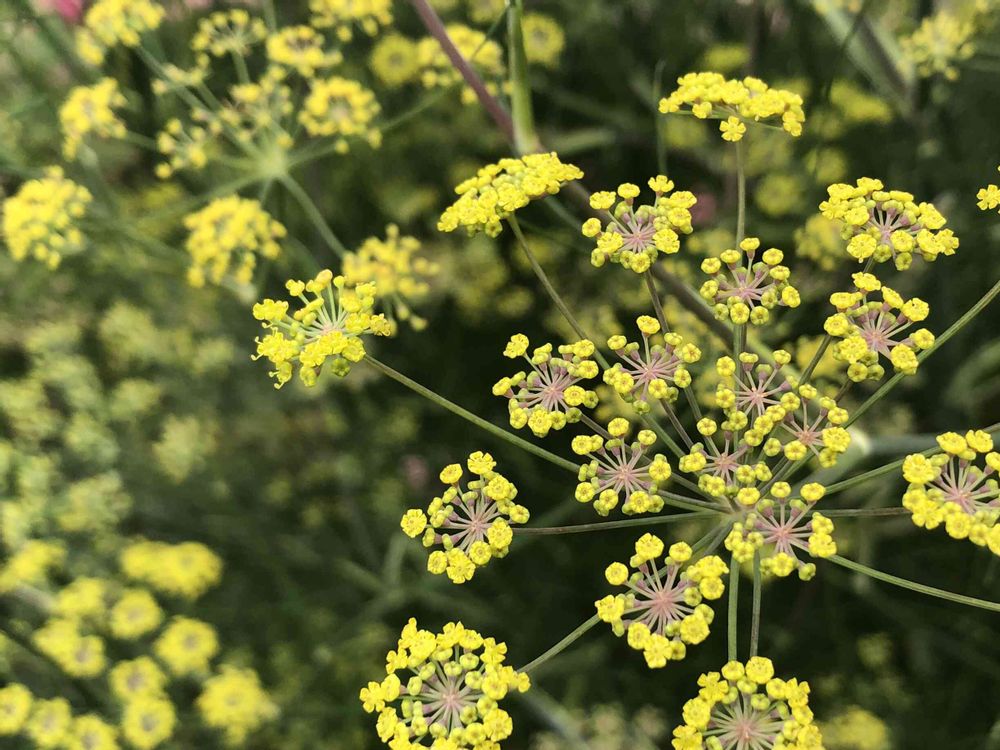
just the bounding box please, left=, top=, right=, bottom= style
left=360, top=618, right=530, bottom=748
left=267, top=25, right=344, bottom=78
left=122, top=696, right=176, bottom=749
left=191, top=10, right=268, bottom=64
left=523, top=13, right=565, bottom=69
left=1, top=167, right=92, bottom=268
left=978, top=167, right=1000, bottom=213
left=659, top=72, right=806, bottom=139
left=0, top=539, right=64, bottom=593
left=596, top=535, right=728, bottom=669
left=1, top=687, right=123, bottom=750
left=725, top=482, right=836, bottom=580
left=309, top=0, right=393, bottom=41
left=182, top=195, right=286, bottom=287
left=119, top=540, right=223, bottom=599
left=438, top=153, right=583, bottom=237
left=493, top=334, right=599, bottom=437
left=197, top=666, right=276, bottom=745
left=343, top=225, right=439, bottom=330
left=901, top=11, right=975, bottom=81
left=700, top=238, right=800, bottom=325
left=416, top=25, right=506, bottom=105
left=252, top=270, right=391, bottom=388
left=34, top=618, right=107, bottom=678
left=59, top=78, right=127, bottom=160
left=824, top=273, right=934, bottom=379
left=154, top=616, right=219, bottom=676
left=76, top=0, right=165, bottom=66
left=820, top=706, right=889, bottom=750
left=299, top=76, right=382, bottom=151
left=370, top=34, right=422, bottom=88
left=155, top=118, right=210, bottom=178
left=604, top=315, right=701, bottom=412
left=902, top=430, right=1000, bottom=556
left=401, top=452, right=528, bottom=584
left=819, top=178, right=959, bottom=270
left=794, top=214, right=844, bottom=271
left=583, top=176, right=697, bottom=273
left=572, top=418, right=674, bottom=516
left=671, top=658, right=823, bottom=750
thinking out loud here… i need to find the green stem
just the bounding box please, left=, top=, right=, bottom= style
left=518, top=614, right=601, bottom=674
left=798, top=335, right=832, bottom=386
left=734, top=139, right=746, bottom=246
left=506, top=0, right=538, bottom=154
left=818, top=507, right=908, bottom=518
left=847, top=277, right=1000, bottom=427
left=279, top=176, right=348, bottom=258
left=749, top=550, right=761, bottom=658
left=364, top=355, right=579, bottom=473
left=514, top=511, right=715, bottom=536
left=827, top=554, right=1000, bottom=613
left=727, top=555, right=740, bottom=660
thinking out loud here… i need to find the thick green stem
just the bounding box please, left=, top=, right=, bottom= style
left=364, top=355, right=579, bottom=473
left=514, top=511, right=715, bottom=536
left=749, top=550, right=761, bottom=658
left=518, top=614, right=601, bottom=674
left=827, top=555, right=1000, bottom=613
left=279, top=176, right=347, bottom=258
left=847, top=277, right=1000, bottom=427
left=734, top=139, right=746, bottom=246
left=727, top=555, right=740, bottom=660
left=506, top=0, right=539, bottom=154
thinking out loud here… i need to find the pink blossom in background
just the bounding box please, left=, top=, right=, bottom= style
left=35, top=0, right=84, bottom=23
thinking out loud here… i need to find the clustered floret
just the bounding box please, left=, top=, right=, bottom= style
left=252, top=270, right=391, bottom=388
left=309, top=0, right=393, bottom=41
left=902, top=430, right=1000, bottom=556
left=725, top=482, right=837, bottom=580
left=978, top=167, right=1000, bottom=214
left=671, top=657, right=823, bottom=750
left=572, top=419, right=674, bottom=516
left=700, top=238, right=801, bottom=325
left=400, top=453, right=528, bottom=584
left=1, top=167, right=92, bottom=269
left=59, top=78, right=128, bottom=160
left=659, top=72, right=806, bottom=139
left=183, top=195, right=287, bottom=287
left=437, top=153, right=583, bottom=237
left=359, top=619, right=530, bottom=749
left=604, top=315, right=701, bottom=412
left=820, top=178, right=959, bottom=270
left=583, top=176, right=697, bottom=273
left=299, top=76, right=382, bottom=151
left=75, top=0, right=165, bottom=66
left=493, top=334, right=599, bottom=437
left=824, top=272, right=934, bottom=379
left=596, top=535, right=728, bottom=669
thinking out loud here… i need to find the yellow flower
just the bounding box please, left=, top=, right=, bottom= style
left=1, top=167, right=92, bottom=269
left=522, top=13, right=565, bottom=69
left=59, top=78, right=127, bottom=159
left=25, top=698, right=72, bottom=748
left=598, top=533, right=728, bottom=669
left=659, top=71, right=806, bottom=138
left=197, top=666, right=276, bottom=745
left=901, top=10, right=975, bottom=81
left=69, top=715, right=118, bottom=750
left=586, top=175, right=697, bottom=272
left=0, top=684, right=32, bottom=735
left=416, top=24, right=505, bottom=105
left=0, top=540, right=65, bottom=593
left=719, top=116, right=747, bottom=142
left=154, top=617, right=219, bottom=676
left=299, top=77, right=382, bottom=150
left=820, top=177, right=958, bottom=270
left=183, top=196, right=286, bottom=287
left=977, top=167, right=1000, bottom=214
left=55, top=577, right=108, bottom=621
left=266, top=25, right=343, bottom=77
left=402, top=453, right=528, bottom=584
left=121, top=697, right=175, bottom=750
left=370, top=33, right=421, bottom=88
left=109, top=657, right=168, bottom=701
left=190, top=10, right=267, bottom=63
left=76, top=0, right=164, bottom=66
left=252, top=270, right=391, bottom=388
left=671, top=659, right=823, bottom=749
left=120, top=540, right=222, bottom=599
left=700, top=239, right=799, bottom=326
left=439, top=153, right=583, bottom=237
left=361, top=619, right=528, bottom=746
left=309, top=0, right=393, bottom=41
left=109, top=589, right=163, bottom=639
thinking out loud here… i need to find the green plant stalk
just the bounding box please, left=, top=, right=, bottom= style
left=506, top=0, right=539, bottom=154
left=749, top=551, right=762, bottom=658
left=514, top=510, right=715, bottom=536
left=364, top=355, right=579, bottom=473
left=727, top=556, right=740, bottom=660
left=279, top=175, right=348, bottom=258
left=734, top=139, right=746, bottom=246
left=518, top=614, right=601, bottom=674
left=847, top=277, right=1000, bottom=427
left=827, top=555, right=1000, bottom=613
